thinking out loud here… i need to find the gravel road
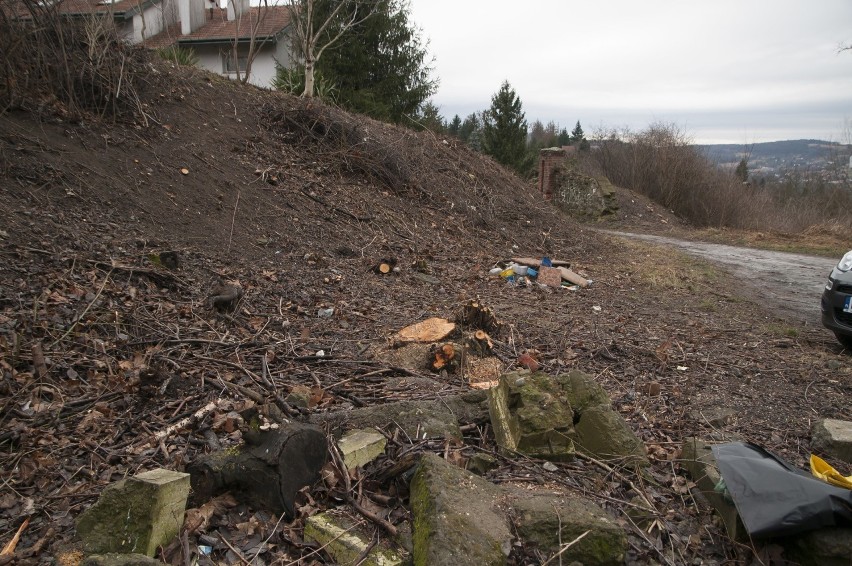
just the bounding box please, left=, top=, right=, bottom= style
left=604, top=231, right=840, bottom=327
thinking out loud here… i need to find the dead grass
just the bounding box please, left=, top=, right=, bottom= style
left=692, top=225, right=849, bottom=258
left=619, top=239, right=720, bottom=291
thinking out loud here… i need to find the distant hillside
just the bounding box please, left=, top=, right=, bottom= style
left=696, top=139, right=852, bottom=177
left=697, top=140, right=847, bottom=163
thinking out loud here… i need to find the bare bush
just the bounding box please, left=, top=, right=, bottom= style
left=0, top=0, right=144, bottom=120
left=584, top=122, right=852, bottom=234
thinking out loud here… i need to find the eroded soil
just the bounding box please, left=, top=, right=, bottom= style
left=1, top=57, right=850, bottom=565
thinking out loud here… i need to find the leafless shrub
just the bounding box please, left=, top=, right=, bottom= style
left=585, top=122, right=852, bottom=234
left=0, top=0, right=144, bottom=120
left=262, top=99, right=415, bottom=193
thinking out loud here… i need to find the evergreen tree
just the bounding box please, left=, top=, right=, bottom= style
left=557, top=127, right=570, bottom=146
left=447, top=114, right=462, bottom=137
left=416, top=101, right=445, bottom=133
left=459, top=112, right=481, bottom=144
left=570, top=120, right=590, bottom=150
left=482, top=80, right=530, bottom=174
left=570, top=121, right=585, bottom=144
left=313, top=0, right=437, bottom=123
left=735, top=158, right=749, bottom=182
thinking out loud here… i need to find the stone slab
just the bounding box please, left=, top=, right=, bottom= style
left=337, top=429, right=387, bottom=469
left=304, top=511, right=407, bottom=566
left=680, top=438, right=746, bottom=541
left=410, top=453, right=511, bottom=566
left=811, top=418, right=852, bottom=463
left=76, top=468, right=190, bottom=557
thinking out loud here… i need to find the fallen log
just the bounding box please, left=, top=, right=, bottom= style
left=186, top=422, right=327, bottom=517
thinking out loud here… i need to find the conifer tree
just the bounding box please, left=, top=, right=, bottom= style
left=482, top=80, right=530, bottom=174
left=313, top=0, right=437, bottom=123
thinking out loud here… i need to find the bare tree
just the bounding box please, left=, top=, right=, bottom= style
left=286, top=0, right=371, bottom=97
left=228, top=0, right=273, bottom=85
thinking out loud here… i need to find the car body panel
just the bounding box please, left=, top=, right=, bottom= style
left=821, top=263, right=852, bottom=343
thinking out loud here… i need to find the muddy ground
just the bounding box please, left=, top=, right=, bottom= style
left=1, top=57, right=850, bottom=565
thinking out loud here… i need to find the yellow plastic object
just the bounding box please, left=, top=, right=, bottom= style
left=810, top=454, right=852, bottom=490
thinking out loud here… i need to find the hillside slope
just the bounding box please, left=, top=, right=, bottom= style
left=1, top=58, right=850, bottom=565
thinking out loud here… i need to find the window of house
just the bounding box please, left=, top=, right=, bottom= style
left=222, top=51, right=248, bottom=74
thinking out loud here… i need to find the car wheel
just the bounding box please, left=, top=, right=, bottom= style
left=834, top=332, right=852, bottom=350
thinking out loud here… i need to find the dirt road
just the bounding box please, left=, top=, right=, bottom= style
left=605, top=231, right=839, bottom=327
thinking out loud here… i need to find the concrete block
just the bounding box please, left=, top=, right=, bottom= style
left=337, top=429, right=387, bottom=469
left=76, top=468, right=190, bottom=556
left=812, top=418, right=852, bottom=463
left=304, top=511, right=407, bottom=566
left=680, top=438, right=746, bottom=541
left=82, top=554, right=161, bottom=566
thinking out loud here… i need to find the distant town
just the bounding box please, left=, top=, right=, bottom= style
left=697, top=140, right=852, bottom=185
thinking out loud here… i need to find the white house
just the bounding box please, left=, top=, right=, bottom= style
left=145, top=0, right=294, bottom=88
left=28, top=0, right=293, bottom=88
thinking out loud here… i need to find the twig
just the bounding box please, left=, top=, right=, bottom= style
left=227, top=190, right=241, bottom=253
left=1, top=517, right=29, bottom=556
left=217, top=532, right=251, bottom=566
left=49, top=268, right=113, bottom=348
left=540, top=530, right=590, bottom=566
left=329, top=437, right=398, bottom=537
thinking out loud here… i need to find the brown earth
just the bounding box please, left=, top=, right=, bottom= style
left=1, top=57, right=850, bottom=565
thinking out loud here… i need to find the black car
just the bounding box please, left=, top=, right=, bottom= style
left=821, top=250, right=852, bottom=348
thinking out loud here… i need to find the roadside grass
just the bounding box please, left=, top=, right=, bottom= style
left=616, top=239, right=722, bottom=292
left=693, top=226, right=848, bottom=259
left=764, top=323, right=800, bottom=339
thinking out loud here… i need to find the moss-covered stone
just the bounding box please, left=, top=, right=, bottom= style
left=82, top=554, right=160, bottom=566
left=552, top=165, right=619, bottom=220
left=488, top=371, right=575, bottom=461
left=509, top=491, right=626, bottom=566
left=573, top=405, right=648, bottom=466
left=560, top=369, right=609, bottom=412
left=783, top=527, right=852, bottom=566
left=410, top=453, right=510, bottom=566
left=304, top=511, right=407, bottom=566
left=76, top=469, right=189, bottom=557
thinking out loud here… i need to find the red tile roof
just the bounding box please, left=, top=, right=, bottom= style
left=180, top=6, right=291, bottom=43
left=5, top=0, right=161, bottom=20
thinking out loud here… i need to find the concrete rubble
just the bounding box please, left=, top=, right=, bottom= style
left=410, top=453, right=626, bottom=566
left=75, top=469, right=190, bottom=557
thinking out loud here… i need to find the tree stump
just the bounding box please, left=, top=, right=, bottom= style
left=187, top=423, right=327, bottom=517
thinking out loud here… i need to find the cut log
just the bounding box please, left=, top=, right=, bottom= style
left=457, top=299, right=502, bottom=337
left=511, top=257, right=570, bottom=268
left=431, top=343, right=457, bottom=371
left=557, top=267, right=589, bottom=287
left=394, top=318, right=456, bottom=345
left=186, top=423, right=327, bottom=517
left=465, top=330, right=493, bottom=357
left=374, top=257, right=397, bottom=274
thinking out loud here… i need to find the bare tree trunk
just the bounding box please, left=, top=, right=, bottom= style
left=303, top=58, right=315, bottom=97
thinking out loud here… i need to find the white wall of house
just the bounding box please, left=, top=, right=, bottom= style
left=190, top=37, right=291, bottom=88
left=132, top=0, right=178, bottom=43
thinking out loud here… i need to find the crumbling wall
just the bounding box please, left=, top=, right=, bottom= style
left=537, top=149, right=619, bottom=219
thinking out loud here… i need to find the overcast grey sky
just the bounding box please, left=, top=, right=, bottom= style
left=407, top=0, right=852, bottom=144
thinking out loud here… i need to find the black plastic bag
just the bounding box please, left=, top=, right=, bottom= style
left=712, top=442, right=852, bottom=538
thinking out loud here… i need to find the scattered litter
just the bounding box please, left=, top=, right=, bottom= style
left=317, top=307, right=335, bottom=318
left=542, top=462, right=559, bottom=472
left=713, top=442, right=852, bottom=538
left=315, top=350, right=326, bottom=357
left=592, top=306, right=602, bottom=312
left=489, top=256, right=593, bottom=289
left=676, top=366, right=688, bottom=371
left=810, top=454, right=852, bottom=489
